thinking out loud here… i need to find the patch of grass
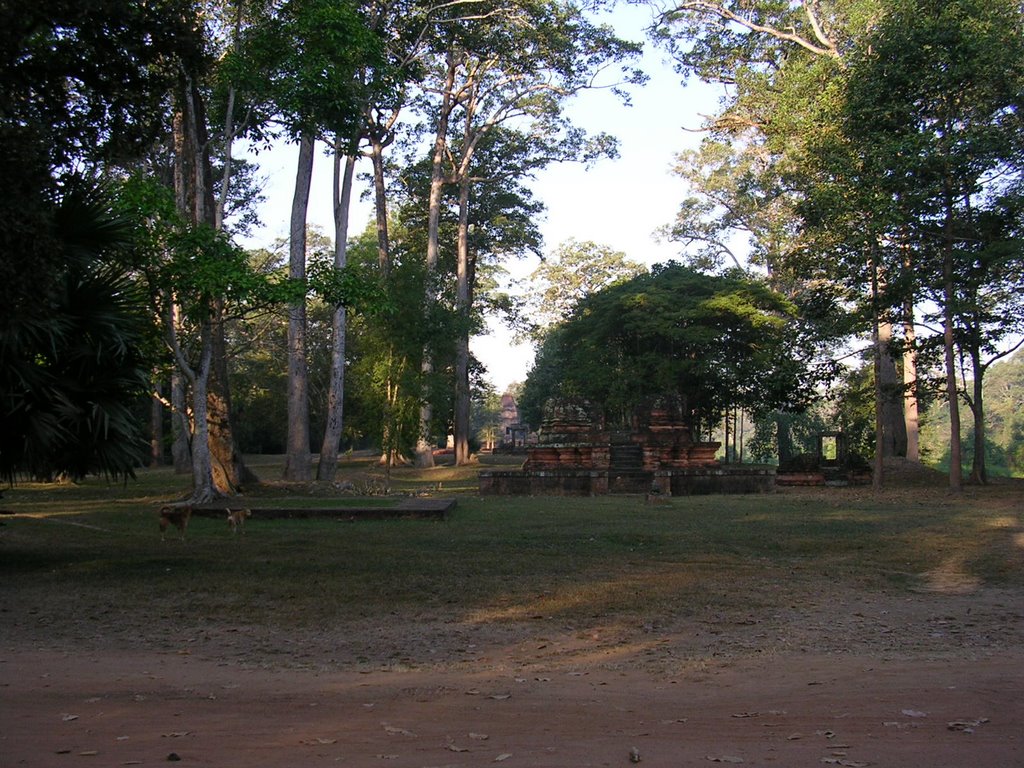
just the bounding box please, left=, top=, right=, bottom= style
left=1, top=463, right=1022, bottom=643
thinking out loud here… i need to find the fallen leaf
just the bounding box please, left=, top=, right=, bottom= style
left=62, top=714, right=79, bottom=722
left=382, top=725, right=415, bottom=737
left=489, top=693, right=512, bottom=700
left=302, top=737, right=337, bottom=745
left=494, top=753, right=513, bottom=762
left=731, top=712, right=759, bottom=718
left=707, top=756, right=744, bottom=764
left=448, top=744, right=470, bottom=753
left=469, top=732, right=490, bottom=740
left=79, top=750, right=99, bottom=756
left=162, top=732, right=190, bottom=738
left=901, top=709, right=927, bottom=718
left=948, top=718, right=989, bottom=732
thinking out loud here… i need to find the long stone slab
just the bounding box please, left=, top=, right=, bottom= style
left=191, top=498, right=455, bottom=520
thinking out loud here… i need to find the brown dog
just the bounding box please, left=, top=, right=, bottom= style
left=158, top=504, right=192, bottom=540
left=226, top=508, right=251, bottom=534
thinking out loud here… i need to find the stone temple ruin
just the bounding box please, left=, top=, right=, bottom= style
left=479, top=399, right=774, bottom=496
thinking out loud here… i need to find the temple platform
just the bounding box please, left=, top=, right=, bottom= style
left=479, top=466, right=776, bottom=496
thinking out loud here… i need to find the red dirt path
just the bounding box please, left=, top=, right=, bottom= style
left=3, top=633, right=1022, bottom=767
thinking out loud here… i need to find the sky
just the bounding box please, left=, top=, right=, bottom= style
left=242, top=4, right=722, bottom=393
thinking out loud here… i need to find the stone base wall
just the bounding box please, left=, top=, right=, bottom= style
left=479, top=467, right=776, bottom=496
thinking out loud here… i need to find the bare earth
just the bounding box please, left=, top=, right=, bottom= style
left=3, top=463, right=1024, bottom=767
left=3, top=582, right=1023, bottom=768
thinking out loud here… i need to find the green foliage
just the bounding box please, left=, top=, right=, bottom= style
left=522, top=263, right=819, bottom=434
left=0, top=0, right=200, bottom=173
left=118, top=174, right=301, bottom=323
left=231, top=0, right=384, bottom=140
left=0, top=183, right=153, bottom=482
left=919, top=350, right=1024, bottom=477
left=519, top=238, right=647, bottom=336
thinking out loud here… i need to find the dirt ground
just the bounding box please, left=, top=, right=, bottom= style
left=3, top=463, right=1023, bottom=767
left=3, top=581, right=1023, bottom=768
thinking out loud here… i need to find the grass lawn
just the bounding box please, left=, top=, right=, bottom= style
left=1, top=455, right=1022, bottom=662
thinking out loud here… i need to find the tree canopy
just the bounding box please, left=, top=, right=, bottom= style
left=521, top=263, right=818, bottom=435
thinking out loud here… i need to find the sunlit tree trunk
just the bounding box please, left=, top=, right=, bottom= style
left=877, top=317, right=907, bottom=457
left=902, top=299, right=920, bottom=462
left=209, top=303, right=255, bottom=491
left=175, top=66, right=254, bottom=494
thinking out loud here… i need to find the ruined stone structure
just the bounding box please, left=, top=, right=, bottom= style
left=480, top=399, right=775, bottom=496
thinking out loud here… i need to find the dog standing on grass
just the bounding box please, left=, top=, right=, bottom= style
left=227, top=508, right=251, bottom=535
left=158, top=504, right=192, bottom=541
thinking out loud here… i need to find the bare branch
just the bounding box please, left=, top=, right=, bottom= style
left=802, top=0, right=834, bottom=52
left=667, top=1, right=840, bottom=60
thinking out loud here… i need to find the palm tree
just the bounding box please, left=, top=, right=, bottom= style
left=0, top=181, right=151, bottom=482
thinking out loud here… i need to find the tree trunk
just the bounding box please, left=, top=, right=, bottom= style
left=870, top=253, right=884, bottom=491
left=877, top=317, right=907, bottom=457
left=369, top=134, right=391, bottom=275
left=317, top=150, right=356, bottom=482
left=175, top=68, right=254, bottom=495
left=454, top=176, right=472, bottom=465
left=208, top=302, right=257, bottom=490
left=942, top=186, right=963, bottom=492
left=165, top=298, right=217, bottom=503
left=416, top=52, right=459, bottom=469
left=150, top=380, right=164, bottom=467
left=902, top=300, right=920, bottom=462
left=774, top=411, right=793, bottom=466
left=188, top=334, right=217, bottom=504
left=284, top=133, right=314, bottom=481
left=170, top=364, right=191, bottom=473
left=969, top=348, right=987, bottom=484
left=215, top=85, right=235, bottom=232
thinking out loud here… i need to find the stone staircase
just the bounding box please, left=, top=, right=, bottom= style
left=609, top=442, right=643, bottom=471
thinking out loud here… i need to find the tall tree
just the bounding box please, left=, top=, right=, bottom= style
left=652, top=0, right=935, bottom=482
left=520, top=238, right=646, bottom=335
left=837, top=0, right=1024, bottom=488
left=413, top=0, right=644, bottom=466
left=238, top=0, right=378, bottom=480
